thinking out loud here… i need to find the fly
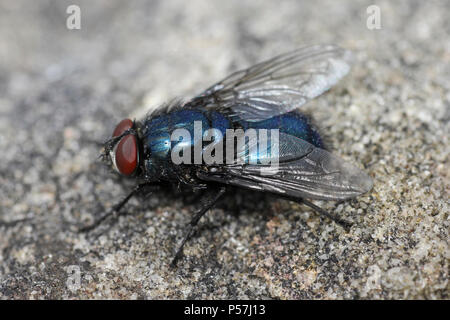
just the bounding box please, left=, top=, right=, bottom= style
left=81, top=44, right=373, bottom=266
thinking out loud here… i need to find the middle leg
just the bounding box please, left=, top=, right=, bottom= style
left=171, top=186, right=226, bottom=267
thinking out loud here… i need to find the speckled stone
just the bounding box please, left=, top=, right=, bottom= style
left=0, top=0, right=448, bottom=299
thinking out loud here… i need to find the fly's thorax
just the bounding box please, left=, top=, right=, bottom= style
left=140, top=109, right=230, bottom=178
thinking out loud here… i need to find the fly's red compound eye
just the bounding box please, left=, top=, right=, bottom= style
left=114, top=134, right=138, bottom=176
left=111, top=118, right=138, bottom=176
left=112, top=118, right=133, bottom=137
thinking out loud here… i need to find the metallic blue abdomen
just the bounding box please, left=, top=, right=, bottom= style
left=239, top=112, right=324, bottom=149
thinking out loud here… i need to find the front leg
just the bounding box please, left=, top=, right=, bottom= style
left=79, top=182, right=156, bottom=232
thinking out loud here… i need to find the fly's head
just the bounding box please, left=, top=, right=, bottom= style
left=101, top=118, right=144, bottom=178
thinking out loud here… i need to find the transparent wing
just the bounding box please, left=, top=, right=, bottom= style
left=187, top=44, right=354, bottom=122
left=198, top=133, right=372, bottom=201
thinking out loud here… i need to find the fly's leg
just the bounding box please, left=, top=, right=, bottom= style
left=301, top=199, right=352, bottom=231
left=171, top=186, right=226, bottom=267
left=0, top=218, right=31, bottom=228
left=79, top=183, right=155, bottom=233
left=284, top=196, right=352, bottom=231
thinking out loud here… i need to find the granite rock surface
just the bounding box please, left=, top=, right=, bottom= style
left=0, top=0, right=448, bottom=299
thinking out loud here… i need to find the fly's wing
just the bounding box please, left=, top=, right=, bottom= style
left=187, top=44, right=354, bottom=122
left=197, top=133, right=372, bottom=201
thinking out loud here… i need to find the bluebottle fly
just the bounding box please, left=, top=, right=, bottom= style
left=82, top=44, right=373, bottom=266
